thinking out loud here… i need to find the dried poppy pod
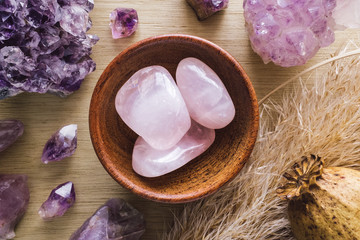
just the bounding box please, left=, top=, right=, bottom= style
left=277, top=155, right=360, bottom=240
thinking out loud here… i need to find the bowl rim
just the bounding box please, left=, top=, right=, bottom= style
left=89, top=34, right=259, bottom=203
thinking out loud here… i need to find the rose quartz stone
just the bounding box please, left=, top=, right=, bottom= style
left=176, top=57, right=235, bottom=129
left=115, top=66, right=191, bottom=150
left=132, top=120, right=215, bottom=177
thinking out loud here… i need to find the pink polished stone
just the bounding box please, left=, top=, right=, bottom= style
left=132, top=120, right=215, bottom=177
left=115, top=66, right=191, bottom=150
left=176, top=57, right=235, bottom=129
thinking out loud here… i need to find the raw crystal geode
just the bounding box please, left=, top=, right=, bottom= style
left=0, top=175, right=30, bottom=240
left=0, top=119, right=24, bottom=152
left=187, top=0, right=229, bottom=20
left=69, top=198, right=145, bottom=240
left=109, top=8, right=138, bottom=39
left=38, top=181, right=75, bottom=220
left=243, top=0, right=337, bottom=67
left=0, top=0, right=98, bottom=99
left=41, top=124, right=77, bottom=164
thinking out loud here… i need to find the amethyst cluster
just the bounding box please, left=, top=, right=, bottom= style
left=243, top=0, right=336, bottom=67
left=0, top=0, right=98, bottom=99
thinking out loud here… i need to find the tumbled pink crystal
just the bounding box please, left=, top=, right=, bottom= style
left=176, top=57, right=235, bottom=129
left=187, top=0, right=229, bottom=20
left=38, top=181, right=75, bottom=220
left=69, top=198, right=145, bottom=240
left=115, top=66, right=191, bottom=150
left=132, top=120, right=215, bottom=177
left=109, top=8, right=138, bottom=39
left=41, top=124, right=77, bottom=164
left=243, top=0, right=337, bottom=67
left=0, top=174, right=29, bottom=240
left=0, top=119, right=24, bottom=152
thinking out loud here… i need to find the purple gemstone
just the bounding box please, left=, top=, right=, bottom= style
left=0, top=174, right=30, bottom=240
left=41, top=124, right=77, bottom=164
left=186, top=0, right=229, bottom=20
left=243, top=0, right=337, bottom=67
left=0, top=119, right=24, bottom=152
left=60, top=5, right=90, bottom=37
left=69, top=199, right=145, bottom=240
left=109, top=8, right=138, bottom=39
left=58, top=0, right=94, bottom=12
left=38, top=182, right=75, bottom=220
left=0, top=0, right=98, bottom=99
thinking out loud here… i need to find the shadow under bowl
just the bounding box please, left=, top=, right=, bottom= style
left=89, top=34, right=259, bottom=203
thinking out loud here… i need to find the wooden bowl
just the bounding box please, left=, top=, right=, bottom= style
left=89, top=34, right=259, bottom=203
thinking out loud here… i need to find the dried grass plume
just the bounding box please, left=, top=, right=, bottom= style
left=163, top=42, right=360, bottom=239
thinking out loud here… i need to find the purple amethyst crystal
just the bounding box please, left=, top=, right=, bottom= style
left=0, top=174, right=30, bottom=240
left=41, top=124, right=77, bottom=164
left=243, top=0, right=337, bottom=67
left=186, top=0, right=229, bottom=20
left=0, top=119, right=24, bottom=152
left=109, top=8, right=138, bottom=39
left=332, top=0, right=360, bottom=29
left=69, top=198, right=145, bottom=240
left=0, top=0, right=98, bottom=99
left=38, top=181, right=75, bottom=220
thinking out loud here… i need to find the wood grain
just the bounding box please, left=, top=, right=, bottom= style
left=0, top=1, right=358, bottom=239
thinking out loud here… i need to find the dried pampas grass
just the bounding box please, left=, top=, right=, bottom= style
left=163, top=42, right=360, bottom=240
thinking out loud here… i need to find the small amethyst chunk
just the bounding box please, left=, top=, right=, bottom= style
left=0, top=174, right=30, bottom=240
left=41, top=124, right=77, bottom=164
left=243, top=0, right=337, bottom=67
left=38, top=181, right=75, bottom=220
left=0, top=119, right=24, bottom=152
left=109, top=8, right=138, bottom=39
left=69, top=198, right=145, bottom=240
left=186, top=0, right=229, bottom=20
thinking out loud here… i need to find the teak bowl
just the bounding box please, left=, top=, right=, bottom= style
left=89, top=34, right=259, bottom=203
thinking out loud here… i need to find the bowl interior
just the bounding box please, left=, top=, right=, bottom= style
left=89, top=35, right=259, bottom=203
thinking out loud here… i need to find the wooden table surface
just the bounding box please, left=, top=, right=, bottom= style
left=0, top=1, right=358, bottom=239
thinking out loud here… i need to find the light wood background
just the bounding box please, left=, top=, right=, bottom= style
left=0, top=1, right=358, bottom=239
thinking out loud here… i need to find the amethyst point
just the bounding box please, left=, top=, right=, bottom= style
left=0, top=119, right=24, bottom=152
left=41, top=124, right=77, bottom=164
left=0, top=174, right=29, bottom=240
left=69, top=198, right=145, bottom=240
left=38, top=181, right=75, bottom=220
